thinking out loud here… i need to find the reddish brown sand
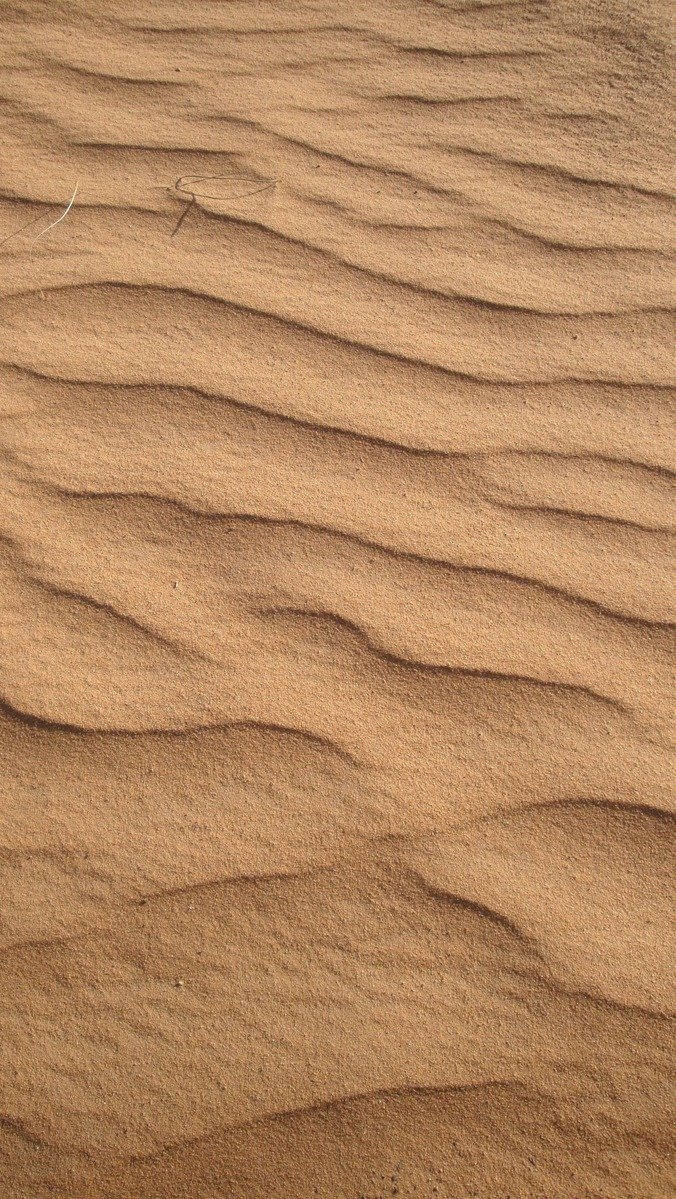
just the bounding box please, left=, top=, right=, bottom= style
left=1, top=1, right=675, bottom=1196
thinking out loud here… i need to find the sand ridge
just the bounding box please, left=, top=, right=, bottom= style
left=0, top=0, right=675, bottom=1196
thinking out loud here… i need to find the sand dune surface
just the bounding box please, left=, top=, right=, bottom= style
left=1, top=0, right=675, bottom=1195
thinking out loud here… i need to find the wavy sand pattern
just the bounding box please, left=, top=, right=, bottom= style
left=1, top=1, right=675, bottom=1196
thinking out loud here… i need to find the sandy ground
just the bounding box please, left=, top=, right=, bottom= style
left=0, top=1, right=675, bottom=1196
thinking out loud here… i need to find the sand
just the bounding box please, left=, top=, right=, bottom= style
left=0, top=0, right=674, bottom=1196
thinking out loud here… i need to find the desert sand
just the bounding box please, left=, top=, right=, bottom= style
left=0, top=0, right=675, bottom=1196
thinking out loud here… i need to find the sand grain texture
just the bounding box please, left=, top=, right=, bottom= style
left=0, top=0, right=675, bottom=1196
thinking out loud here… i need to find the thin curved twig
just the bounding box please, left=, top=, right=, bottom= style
left=169, top=174, right=276, bottom=237
left=30, top=182, right=79, bottom=251
left=0, top=182, right=79, bottom=252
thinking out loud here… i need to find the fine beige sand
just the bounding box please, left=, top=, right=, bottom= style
left=1, top=1, right=675, bottom=1196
